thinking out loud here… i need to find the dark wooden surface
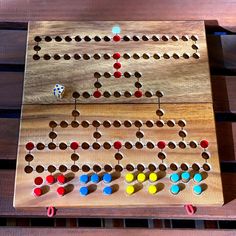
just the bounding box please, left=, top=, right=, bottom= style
left=0, top=0, right=236, bottom=233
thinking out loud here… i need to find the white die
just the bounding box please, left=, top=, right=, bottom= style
left=53, top=84, right=65, bottom=98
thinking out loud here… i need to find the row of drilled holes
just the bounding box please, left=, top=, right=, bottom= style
left=49, top=119, right=186, bottom=129
left=24, top=162, right=210, bottom=174
left=30, top=140, right=205, bottom=151
left=34, top=35, right=199, bottom=43
left=32, top=52, right=200, bottom=61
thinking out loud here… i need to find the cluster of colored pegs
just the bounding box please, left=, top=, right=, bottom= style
left=125, top=172, right=158, bottom=183
left=79, top=185, right=113, bottom=196
left=170, top=172, right=203, bottom=183
left=80, top=173, right=112, bottom=184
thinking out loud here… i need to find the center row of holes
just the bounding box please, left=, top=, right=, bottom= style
left=32, top=52, right=200, bottom=60
left=24, top=162, right=210, bottom=174
left=34, top=35, right=199, bottom=43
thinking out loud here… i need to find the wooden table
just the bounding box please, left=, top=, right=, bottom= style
left=0, top=0, right=236, bottom=235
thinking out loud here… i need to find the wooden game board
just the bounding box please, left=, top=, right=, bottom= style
left=14, top=21, right=224, bottom=208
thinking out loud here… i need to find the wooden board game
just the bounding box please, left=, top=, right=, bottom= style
left=14, top=21, right=224, bottom=208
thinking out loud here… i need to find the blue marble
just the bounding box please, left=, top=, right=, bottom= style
left=193, top=185, right=202, bottom=195
left=170, top=185, right=180, bottom=195
left=80, top=186, right=89, bottom=196
left=80, top=174, right=89, bottom=184
left=181, top=172, right=190, bottom=181
left=103, top=186, right=113, bottom=195
left=91, top=173, right=99, bottom=183
left=103, top=173, right=112, bottom=183
left=170, top=173, right=180, bottom=183
left=193, top=173, right=203, bottom=183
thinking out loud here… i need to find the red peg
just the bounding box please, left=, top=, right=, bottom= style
left=34, top=177, right=43, bottom=185
left=157, top=141, right=166, bottom=149
left=113, top=52, right=121, bottom=60
left=26, top=142, right=34, bottom=150
left=134, top=90, right=142, bottom=98
left=200, top=140, right=209, bottom=148
left=113, top=62, right=121, bottom=69
left=114, top=71, right=122, bottom=78
left=113, top=35, right=121, bottom=42
left=46, top=175, right=55, bottom=184
left=57, top=174, right=66, bottom=184
left=33, top=187, right=42, bottom=197
left=57, top=186, right=65, bottom=196
left=93, top=90, right=102, bottom=98
left=114, top=141, right=122, bottom=149
left=70, top=141, right=79, bottom=150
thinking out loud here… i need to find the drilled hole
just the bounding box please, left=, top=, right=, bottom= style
left=71, top=165, right=79, bottom=172
left=49, top=131, right=57, bottom=139
left=71, top=153, right=79, bottom=161
left=202, top=151, right=210, bottom=159
left=123, top=35, right=131, bottom=41
left=103, top=120, right=111, bottom=128
left=183, top=53, right=190, bottom=59
left=104, top=164, right=112, bottom=172
left=65, top=36, right=72, bottom=42
left=142, top=53, right=150, bottom=59
left=103, top=142, right=111, bottom=149
left=135, top=141, right=143, bottom=149
left=103, top=53, right=111, bottom=59
left=71, top=121, right=79, bottom=128
left=124, top=91, right=132, bottom=97
left=81, top=142, right=90, bottom=149
left=163, top=53, right=170, bottom=59
left=124, top=120, right=132, bottom=127
left=113, top=120, right=122, bottom=127
left=84, top=36, right=91, bottom=42
left=34, top=45, right=41, bottom=51
left=133, top=53, right=140, bottom=59
left=192, top=44, right=199, bottom=50
left=170, top=163, right=178, bottom=171
left=93, top=53, right=101, bottom=60
left=72, top=110, right=80, bottom=117
left=192, top=163, right=200, bottom=171
left=179, top=130, right=187, bottom=138
left=53, top=54, right=61, bottom=60
left=136, top=131, right=144, bottom=139
left=59, top=142, right=67, bottom=150
left=162, top=35, right=169, bottom=41
left=34, top=36, right=42, bottom=42
left=63, top=54, right=71, bottom=60
left=36, top=165, right=44, bottom=173
left=45, top=36, right=52, bottom=42
left=173, top=53, right=180, bottom=59
left=137, top=164, right=145, bottom=172
left=24, top=165, right=33, bottom=173
left=124, top=141, right=133, bottom=149
left=133, top=35, right=140, bottom=41
left=156, top=109, right=164, bottom=116
left=181, top=35, right=189, bottom=41
left=48, top=142, right=56, bottom=150
left=193, top=53, right=200, bottom=59
left=180, top=163, right=188, bottom=171
left=145, top=91, right=153, bottom=97
left=168, top=141, right=176, bottom=149
left=103, top=91, right=111, bottom=98
left=134, top=71, right=142, bottom=78
left=59, top=165, right=67, bottom=172
left=134, top=120, right=143, bottom=128
left=93, top=164, right=101, bottom=172
left=146, top=141, right=155, bottom=149
left=92, top=142, right=101, bottom=150
left=91, top=120, right=101, bottom=128
left=189, top=140, right=198, bottom=148
left=179, top=141, right=187, bottom=149
left=152, top=35, right=160, bottom=41
left=153, top=53, right=161, bottom=59
left=104, top=72, right=112, bottom=78
left=148, top=164, right=157, bottom=171
left=114, top=91, right=121, bottom=98
left=159, top=164, right=167, bottom=171
left=82, top=165, right=90, bottom=172
left=115, top=164, right=123, bottom=172
left=94, top=36, right=101, bottom=42
left=156, top=120, right=165, bottom=127
left=55, top=36, right=62, bottom=42
left=43, top=54, right=51, bottom=60
left=142, top=35, right=149, bottom=41
left=202, top=163, right=211, bottom=171
left=25, top=154, right=34, bottom=162
left=124, top=72, right=132, bottom=78
left=82, top=92, right=90, bottom=98
left=36, top=142, right=45, bottom=150
left=167, top=120, right=175, bottom=127
left=93, top=131, right=102, bottom=139
left=75, top=36, right=82, bottom=42
left=126, top=164, right=135, bottom=171
left=60, top=120, right=68, bottom=128
left=48, top=165, right=56, bottom=173
left=83, top=54, right=90, bottom=60
left=115, top=152, right=123, bottom=160
left=123, top=53, right=131, bottom=59
left=158, top=151, right=166, bottom=160
left=33, top=54, right=40, bottom=60
left=103, top=36, right=111, bottom=42
left=171, top=35, right=179, bottom=41
left=178, top=120, right=186, bottom=127
left=74, top=54, right=81, bottom=60
left=191, top=35, right=199, bottom=41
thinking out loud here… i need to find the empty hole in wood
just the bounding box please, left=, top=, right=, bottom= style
left=93, top=53, right=101, bottom=60
left=142, top=35, right=149, bottom=41
left=134, top=71, right=142, bottom=78
left=146, top=120, right=154, bottom=127
left=84, top=36, right=91, bottom=42
left=123, top=72, right=131, bottom=78
left=179, top=141, right=187, bottom=149
left=71, top=165, right=79, bottom=172
left=177, top=119, right=186, bottom=127
left=162, top=35, right=169, bottom=41
left=133, top=35, right=140, bottom=41
left=25, top=154, right=34, bottom=162
left=113, top=120, right=122, bottom=127
left=71, top=120, right=79, bottom=128
left=134, top=82, right=142, bottom=89
left=124, top=120, right=132, bottom=128
left=189, top=140, right=198, bottom=148
left=33, top=45, right=41, bottom=51
left=202, top=151, right=210, bottom=159
left=94, top=72, right=102, bottom=78
left=92, top=120, right=101, bottom=127
left=168, top=141, right=177, bottom=149
left=81, top=142, right=90, bottom=149
left=49, top=121, right=57, bottom=128
left=181, top=35, right=189, bottom=41
left=124, top=91, right=132, bottom=98
left=53, top=54, right=61, bottom=60
left=158, top=151, right=166, bottom=160
left=156, top=90, right=164, bottom=97
left=134, top=120, right=143, bottom=128
left=43, top=54, right=51, bottom=60
left=94, top=81, right=102, bottom=88
left=133, top=53, right=140, bottom=59
left=193, top=53, right=200, bottom=59
left=92, top=142, right=101, bottom=150
left=81, top=120, right=90, bottom=128
left=34, top=36, right=42, bottom=42
left=123, top=53, right=131, bottom=59
left=123, top=35, right=131, bottom=41
left=36, top=142, right=45, bottom=150
left=48, top=165, right=56, bottom=173
left=136, top=131, right=144, bottom=139
left=24, top=165, right=33, bottom=174
left=104, top=72, right=112, bottom=78
left=124, top=141, right=133, bottom=149
left=145, top=91, right=153, bottom=97
left=48, top=142, right=56, bottom=150
left=183, top=53, right=190, bottom=59
left=192, top=44, right=199, bottom=50
left=148, top=164, right=157, bottom=171
left=179, top=130, right=188, bottom=138
left=167, top=120, right=175, bottom=127
left=33, top=54, right=40, bottom=60
left=156, top=109, right=165, bottom=116
left=202, top=163, right=211, bottom=171
left=83, top=54, right=90, bottom=60
left=94, top=36, right=101, bottom=42
left=114, top=91, right=122, bottom=98
left=156, top=120, right=165, bottom=127
left=180, top=163, right=189, bottom=171
left=126, top=164, right=135, bottom=171
left=142, top=53, right=150, bottom=59
left=93, top=164, right=102, bottom=172
left=192, top=163, right=200, bottom=171
left=45, top=36, right=52, bottom=42
left=163, top=53, right=170, bottom=59
left=103, top=120, right=111, bottom=128
left=103, top=53, right=111, bottom=59
left=82, top=164, right=90, bottom=172
left=60, top=120, right=69, bottom=128
left=137, top=164, right=145, bottom=172
left=152, top=35, right=160, bottom=41
left=115, top=164, right=123, bottom=172
left=146, top=141, right=155, bottom=149
left=170, top=163, right=178, bottom=171
left=55, top=36, right=62, bottom=42
left=103, top=142, right=112, bottom=149
left=93, top=131, right=102, bottom=139
left=82, top=92, right=90, bottom=98
left=49, top=131, right=57, bottom=139
left=191, top=35, right=199, bottom=41
left=135, top=141, right=143, bottom=149
left=104, top=164, right=113, bottom=172
left=173, top=53, right=180, bottom=59
left=36, top=165, right=44, bottom=173
left=159, top=164, right=167, bottom=171
left=72, top=110, right=80, bottom=117
left=103, top=36, right=111, bottom=42
left=115, top=152, right=123, bottom=160
left=71, top=153, right=79, bottom=161
left=74, top=54, right=81, bottom=60
left=59, top=165, right=67, bottom=172
left=103, top=91, right=111, bottom=98
left=59, top=142, right=67, bottom=150
left=63, top=54, right=71, bottom=60
left=65, top=36, right=72, bottom=42
left=171, top=35, right=179, bottom=41
left=153, top=53, right=161, bottom=59
left=75, top=35, right=82, bottom=42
